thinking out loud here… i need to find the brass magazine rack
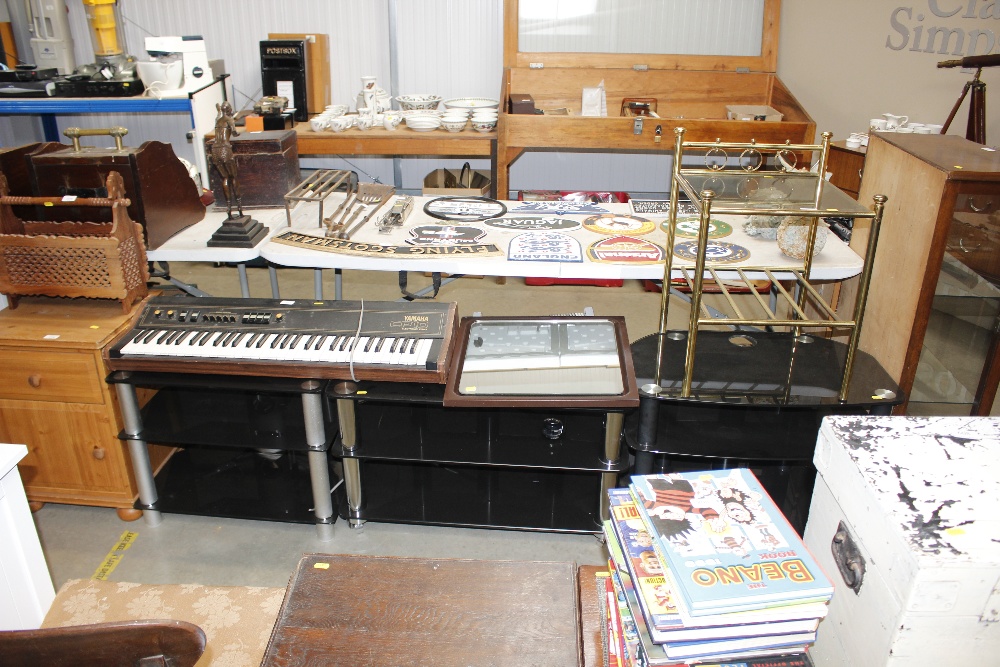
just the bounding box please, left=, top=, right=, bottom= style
left=655, top=129, right=887, bottom=401
left=0, top=170, right=149, bottom=312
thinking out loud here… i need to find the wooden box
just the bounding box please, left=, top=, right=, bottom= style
left=267, top=32, right=331, bottom=116
left=27, top=135, right=205, bottom=251
left=804, top=416, right=1000, bottom=666
left=498, top=0, right=815, bottom=196
left=204, top=129, right=300, bottom=209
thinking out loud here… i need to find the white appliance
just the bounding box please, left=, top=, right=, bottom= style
left=138, top=35, right=212, bottom=97
left=25, top=0, right=75, bottom=74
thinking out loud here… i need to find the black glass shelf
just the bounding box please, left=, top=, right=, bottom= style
left=632, top=330, right=902, bottom=407
left=338, top=460, right=603, bottom=533
left=126, top=386, right=334, bottom=452
left=140, top=447, right=328, bottom=524
left=338, top=401, right=622, bottom=471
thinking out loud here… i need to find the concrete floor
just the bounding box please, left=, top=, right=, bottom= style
left=33, top=263, right=692, bottom=590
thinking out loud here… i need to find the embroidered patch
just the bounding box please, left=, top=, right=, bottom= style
left=508, top=232, right=583, bottom=262
left=664, top=216, right=733, bottom=239
left=271, top=231, right=504, bottom=257
left=672, top=240, right=751, bottom=264
left=583, top=214, right=655, bottom=236
left=587, top=236, right=666, bottom=264
left=484, top=216, right=581, bottom=232
left=509, top=201, right=610, bottom=215
left=407, top=225, right=487, bottom=245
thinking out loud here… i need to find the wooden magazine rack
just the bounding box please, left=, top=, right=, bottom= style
left=0, top=170, right=149, bottom=312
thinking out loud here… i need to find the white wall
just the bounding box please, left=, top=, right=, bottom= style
left=0, top=0, right=996, bottom=195
left=778, top=0, right=999, bottom=143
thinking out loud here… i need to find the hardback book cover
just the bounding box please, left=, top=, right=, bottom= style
left=630, top=469, right=833, bottom=616
left=608, top=488, right=684, bottom=630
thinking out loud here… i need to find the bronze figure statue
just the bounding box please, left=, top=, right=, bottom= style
left=210, top=101, right=242, bottom=219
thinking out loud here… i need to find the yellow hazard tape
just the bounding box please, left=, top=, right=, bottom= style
left=91, top=530, right=138, bottom=580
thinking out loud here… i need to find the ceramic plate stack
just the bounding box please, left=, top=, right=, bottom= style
left=405, top=114, right=442, bottom=132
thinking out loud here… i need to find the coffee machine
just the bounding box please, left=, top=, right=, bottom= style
left=137, top=36, right=213, bottom=98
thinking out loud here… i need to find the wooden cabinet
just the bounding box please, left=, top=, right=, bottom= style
left=826, top=141, right=866, bottom=199
left=843, top=133, right=1000, bottom=415
left=0, top=297, right=171, bottom=518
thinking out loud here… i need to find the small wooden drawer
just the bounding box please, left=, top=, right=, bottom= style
left=0, top=349, right=104, bottom=404
left=955, top=193, right=998, bottom=215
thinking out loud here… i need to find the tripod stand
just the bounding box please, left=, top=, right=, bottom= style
left=937, top=54, right=1000, bottom=144
left=941, top=66, right=986, bottom=144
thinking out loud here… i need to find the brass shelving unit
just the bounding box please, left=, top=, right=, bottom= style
left=655, top=129, right=887, bottom=400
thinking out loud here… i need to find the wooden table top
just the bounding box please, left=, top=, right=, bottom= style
left=262, top=553, right=591, bottom=666
left=295, top=123, right=496, bottom=157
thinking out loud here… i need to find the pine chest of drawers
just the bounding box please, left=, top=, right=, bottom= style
left=0, top=297, right=171, bottom=519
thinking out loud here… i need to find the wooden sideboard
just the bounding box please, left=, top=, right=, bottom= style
left=827, top=140, right=866, bottom=200
left=0, top=297, right=171, bottom=519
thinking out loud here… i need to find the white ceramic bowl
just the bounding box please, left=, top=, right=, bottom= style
left=471, top=119, right=497, bottom=133
left=396, top=94, right=442, bottom=111
left=441, top=110, right=470, bottom=121
left=470, top=112, right=498, bottom=122
left=440, top=118, right=467, bottom=133
left=443, top=97, right=500, bottom=111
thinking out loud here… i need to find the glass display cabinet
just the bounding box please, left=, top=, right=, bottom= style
left=844, top=132, right=1000, bottom=416
left=629, top=129, right=902, bottom=532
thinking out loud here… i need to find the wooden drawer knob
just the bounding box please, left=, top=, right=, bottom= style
left=28, top=374, right=41, bottom=388
left=92, top=446, right=106, bottom=460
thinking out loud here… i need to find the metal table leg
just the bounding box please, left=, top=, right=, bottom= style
left=599, top=412, right=625, bottom=522
left=113, top=377, right=161, bottom=527
left=301, top=382, right=335, bottom=542
left=333, top=382, right=364, bottom=528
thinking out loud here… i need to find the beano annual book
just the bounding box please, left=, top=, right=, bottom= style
left=608, top=488, right=827, bottom=639
left=630, top=469, right=833, bottom=617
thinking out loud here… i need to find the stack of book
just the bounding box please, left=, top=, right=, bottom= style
left=603, top=469, right=832, bottom=666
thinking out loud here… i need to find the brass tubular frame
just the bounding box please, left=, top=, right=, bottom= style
left=655, top=128, right=886, bottom=400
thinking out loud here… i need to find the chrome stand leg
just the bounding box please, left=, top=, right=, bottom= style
left=302, top=385, right=335, bottom=542
left=334, top=387, right=365, bottom=528
left=113, top=378, right=161, bottom=527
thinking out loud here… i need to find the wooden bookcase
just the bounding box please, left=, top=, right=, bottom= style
left=497, top=0, right=816, bottom=196
left=0, top=297, right=171, bottom=518
left=840, top=133, right=1000, bottom=415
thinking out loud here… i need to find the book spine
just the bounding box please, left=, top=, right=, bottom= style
left=606, top=574, right=625, bottom=667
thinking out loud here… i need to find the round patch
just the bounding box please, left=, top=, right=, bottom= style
left=664, top=216, right=733, bottom=239
left=582, top=214, right=655, bottom=236
left=673, top=240, right=751, bottom=264
left=587, top=236, right=666, bottom=264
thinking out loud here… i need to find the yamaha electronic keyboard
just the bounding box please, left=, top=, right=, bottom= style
left=106, top=295, right=458, bottom=384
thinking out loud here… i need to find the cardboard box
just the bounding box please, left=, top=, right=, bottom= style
left=726, top=104, right=784, bottom=121
left=423, top=166, right=491, bottom=196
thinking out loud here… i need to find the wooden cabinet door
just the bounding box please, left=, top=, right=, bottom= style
left=0, top=399, right=134, bottom=506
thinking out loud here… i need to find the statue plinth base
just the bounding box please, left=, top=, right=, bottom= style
left=207, top=215, right=269, bottom=248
